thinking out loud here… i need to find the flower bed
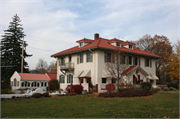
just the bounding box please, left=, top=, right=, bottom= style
left=98, top=90, right=152, bottom=98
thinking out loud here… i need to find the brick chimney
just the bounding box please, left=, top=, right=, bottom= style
left=94, top=33, right=99, bottom=40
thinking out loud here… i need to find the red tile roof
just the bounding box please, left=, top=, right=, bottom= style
left=46, top=73, right=57, bottom=80
left=51, top=37, right=161, bottom=58
left=76, top=38, right=94, bottom=43
left=107, top=38, right=124, bottom=43
left=18, top=73, right=51, bottom=81
left=121, top=65, right=137, bottom=75
left=121, top=41, right=136, bottom=45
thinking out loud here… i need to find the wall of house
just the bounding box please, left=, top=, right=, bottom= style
left=10, top=71, right=21, bottom=90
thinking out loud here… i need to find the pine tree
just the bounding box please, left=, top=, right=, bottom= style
left=1, top=14, right=32, bottom=84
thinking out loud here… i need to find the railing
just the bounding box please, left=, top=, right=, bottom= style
left=60, top=62, right=74, bottom=70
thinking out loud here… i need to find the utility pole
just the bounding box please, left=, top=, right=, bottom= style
left=21, top=36, right=24, bottom=73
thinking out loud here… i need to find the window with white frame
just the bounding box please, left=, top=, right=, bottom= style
left=80, top=42, right=83, bottom=47
left=41, top=82, right=44, bottom=87
left=67, top=74, right=73, bottom=83
left=135, top=57, right=138, bottom=65
left=80, top=54, right=83, bottom=63
left=116, top=42, right=120, bottom=47
left=14, top=78, right=17, bottom=87
left=105, top=52, right=111, bottom=62
left=112, top=78, right=116, bottom=84
left=129, top=56, right=132, bottom=65
left=129, top=45, right=133, bottom=49
left=102, top=78, right=107, bottom=84
left=120, top=55, right=126, bottom=64
left=59, top=75, right=65, bottom=83
left=17, top=81, right=19, bottom=86
left=86, top=52, right=92, bottom=62
left=145, top=58, right=152, bottom=67
left=44, top=82, right=47, bottom=87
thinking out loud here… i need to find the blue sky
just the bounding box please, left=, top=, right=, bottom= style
left=1, top=0, right=179, bottom=70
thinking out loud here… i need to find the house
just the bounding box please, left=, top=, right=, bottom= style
left=51, top=33, right=161, bottom=93
left=10, top=71, right=57, bottom=91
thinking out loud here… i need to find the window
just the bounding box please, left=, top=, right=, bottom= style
left=28, top=82, right=30, bottom=87
left=17, top=81, right=19, bottom=86
left=81, top=79, right=83, bottom=83
left=22, top=82, right=24, bottom=87
left=120, top=55, right=126, bottom=64
left=150, top=80, right=154, bottom=84
left=69, top=56, right=71, bottom=62
left=145, top=58, right=150, bottom=67
left=31, top=82, right=34, bottom=87
left=105, top=52, right=111, bottom=62
left=86, top=79, right=88, bottom=83
left=25, top=81, right=27, bottom=87
left=116, top=42, right=120, bottom=47
left=44, top=82, right=47, bottom=87
left=14, top=78, right=17, bottom=87
left=135, top=57, right=138, bottom=65
left=61, top=57, right=64, bottom=64
left=67, top=74, right=73, bottom=83
left=129, top=45, right=133, bottom=49
left=129, top=56, right=132, bottom=65
left=112, top=78, right=116, bottom=84
left=11, top=81, right=13, bottom=86
left=80, top=42, right=83, bottom=47
left=41, top=82, right=44, bottom=87
left=59, top=75, right=65, bottom=83
left=102, top=78, right=107, bottom=84
left=86, top=52, right=92, bottom=62
left=34, top=82, right=36, bottom=87
left=80, top=54, right=83, bottom=63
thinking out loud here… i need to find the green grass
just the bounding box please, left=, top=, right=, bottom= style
left=1, top=93, right=179, bottom=118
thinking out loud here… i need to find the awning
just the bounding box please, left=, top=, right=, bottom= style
left=101, top=70, right=111, bottom=78
left=73, top=70, right=83, bottom=78
left=79, top=70, right=91, bottom=77
left=147, top=73, right=159, bottom=80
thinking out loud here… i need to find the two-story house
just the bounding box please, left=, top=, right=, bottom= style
left=51, top=33, right=161, bottom=93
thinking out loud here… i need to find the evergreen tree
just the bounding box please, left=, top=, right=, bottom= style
left=1, top=14, right=32, bottom=84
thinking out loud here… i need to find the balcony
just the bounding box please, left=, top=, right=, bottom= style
left=60, top=62, right=74, bottom=71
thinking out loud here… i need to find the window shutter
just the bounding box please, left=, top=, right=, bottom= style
left=150, top=59, right=152, bottom=67
left=104, top=52, right=107, bottom=62
left=77, top=55, right=79, bottom=64
left=90, top=53, right=93, bottom=62
left=139, top=57, right=141, bottom=66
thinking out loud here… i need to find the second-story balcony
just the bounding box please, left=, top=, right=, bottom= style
left=60, top=62, right=74, bottom=71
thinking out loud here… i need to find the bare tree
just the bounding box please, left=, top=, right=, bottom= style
left=48, top=61, right=57, bottom=73
left=105, top=50, right=129, bottom=93
left=36, top=58, right=48, bottom=73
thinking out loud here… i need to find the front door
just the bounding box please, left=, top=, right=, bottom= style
left=133, top=75, right=140, bottom=84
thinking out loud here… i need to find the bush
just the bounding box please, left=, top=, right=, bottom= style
left=167, top=82, right=178, bottom=89
left=169, top=87, right=177, bottom=91
left=140, top=82, right=152, bottom=91
left=1, top=83, right=11, bottom=90
left=1, top=98, right=5, bottom=101
left=32, top=93, right=43, bottom=98
left=163, top=87, right=169, bottom=91
left=49, top=79, right=60, bottom=91
left=106, top=84, right=115, bottom=93
left=150, top=88, right=161, bottom=94
left=42, top=92, right=50, bottom=97
left=1, top=89, right=13, bottom=94
left=73, top=85, right=83, bottom=94
left=98, top=90, right=152, bottom=98
left=12, top=96, right=16, bottom=99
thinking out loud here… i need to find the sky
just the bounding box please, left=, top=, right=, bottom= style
left=1, top=0, right=179, bottom=70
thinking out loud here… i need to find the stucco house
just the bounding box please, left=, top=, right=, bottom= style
left=10, top=71, right=57, bottom=91
left=51, top=33, right=161, bottom=93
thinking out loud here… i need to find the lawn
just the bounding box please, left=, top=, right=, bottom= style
left=1, top=92, right=179, bottom=118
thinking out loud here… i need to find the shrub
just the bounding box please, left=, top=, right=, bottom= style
left=161, top=86, right=164, bottom=90
left=73, top=85, right=83, bottom=94
left=163, top=87, right=169, bottom=91
left=43, top=92, right=50, bottom=97
left=49, top=79, right=60, bottom=91
left=32, top=93, right=43, bottom=98
left=106, top=84, right=115, bottom=93
left=1, top=98, right=5, bottom=101
left=167, top=82, right=178, bottom=89
left=169, top=87, right=177, bottom=91
left=150, top=88, right=161, bottom=94
left=140, top=82, right=152, bottom=91
left=1, top=83, right=11, bottom=90
left=98, top=90, right=152, bottom=98
left=12, top=96, right=16, bottom=99
left=1, top=89, right=13, bottom=94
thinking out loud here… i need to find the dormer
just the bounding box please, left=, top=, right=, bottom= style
left=121, top=41, right=136, bottom=49
left=107, top=38, right=124, bottom=47
left=76, top=38, right=94, bottom=47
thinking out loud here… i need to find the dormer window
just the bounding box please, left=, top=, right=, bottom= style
left=80, top=42, right=83, bottom=47
left=129, top=45, right=132, bottom=49
left=116, top=42, right=120, bottom=47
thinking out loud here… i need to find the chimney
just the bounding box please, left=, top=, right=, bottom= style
left=94, top=33, right=99, bottom=40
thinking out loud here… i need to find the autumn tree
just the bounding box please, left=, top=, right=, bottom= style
left=166, top=39, right=180, bottom=80
left=135, top=34, right=173, bottom=84
left=36, top=58, right=48, bottom=73
left=1, top=14, right=32, bottom=84
left=48, top=61, right=57, bottom=73
left=105, top=50, right=129, bottom=93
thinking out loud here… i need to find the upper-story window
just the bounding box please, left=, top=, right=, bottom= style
left=120, top=55, right=126, bottom=64
left=69, top=56, right=71, bottom=62
left=61, top=57, right=64, bottom=64
left=80, top=54, right=83, bottom=63
left=86, top=52, right=93, bottom=62
left=116, top=42, right=120, bottom=47
left=105, top=52, right=111, bottom=62
left=112, top=78, right=116, bottom=84
left=145, top=58, right=152, bottom=67
left=129, top=45, right=133, bottom=49
left=80, top=42, right=83, bottom=47
left=135, top=57, right=138, bottom=65
left=129, top=56, right=132, bottom=65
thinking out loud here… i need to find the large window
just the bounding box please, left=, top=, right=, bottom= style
left=120, top=55, right=126, bottom=64
left=80, top=54, right=83, bottom=63
left=21, top=82, right=24, bottom=87
left=135, top=57, right=138, bottom=65
left=44, top=82, right=47, bottom=87
left=59, top=75, right=65, bottom=83
left=145, top=58, right=152, bottom=67
left=129, top=45, right=133, bottom=49
left=116, top=42, right=120, bottom=47
left=60, top=57, right=64, bottom=64
left=129, top=56, right=132, bottom=65
left=86, top=52, right=92, bottom=62
left=67, top=74, right=73, bottom=83
left=41, top=82, right=44, bottom=87
left=105, top=52, right=111, bottom=62
left=102, top=78, right=107, bottom=84
left=80, top=42, right=83, bottom=47
left=112, top=78, right=116, bottom=84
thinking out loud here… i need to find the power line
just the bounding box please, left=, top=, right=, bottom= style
left=28, top=46, right=56, bottom=53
